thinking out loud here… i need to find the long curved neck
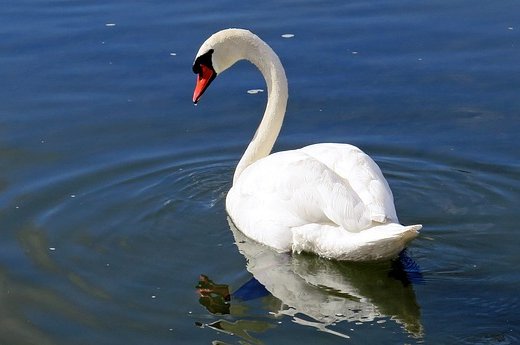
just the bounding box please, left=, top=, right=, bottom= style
left=233, top=35, right=288, bottom=184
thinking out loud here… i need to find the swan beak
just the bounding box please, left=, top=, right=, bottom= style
left=193, top=64, right=216, bottom=104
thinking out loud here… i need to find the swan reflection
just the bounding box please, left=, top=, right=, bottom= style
left=197, top=219, right=423, bottom=341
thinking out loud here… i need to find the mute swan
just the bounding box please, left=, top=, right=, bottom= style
left=192, top=28, right=421, bottom=261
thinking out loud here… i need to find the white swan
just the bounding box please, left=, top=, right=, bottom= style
left=192, top=28, right=421, bottom=261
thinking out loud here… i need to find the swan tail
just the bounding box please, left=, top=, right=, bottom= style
left=291, top=223, right=421, bottom=261
left=370, top=223, right=422, bottom=245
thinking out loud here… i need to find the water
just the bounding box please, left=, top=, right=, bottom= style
left=0, top=0, right=519, bottom=344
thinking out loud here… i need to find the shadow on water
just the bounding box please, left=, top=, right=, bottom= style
left=196, top=220, right=423, bottom=343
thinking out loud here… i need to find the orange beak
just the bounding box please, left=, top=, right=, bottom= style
left=193, top=65, right=216, bottom=104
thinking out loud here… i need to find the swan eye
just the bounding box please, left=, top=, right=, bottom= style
left=192, top=49, right=214, bottom=74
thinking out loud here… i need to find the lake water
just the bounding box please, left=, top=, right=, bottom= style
left=1, top=1, right=519, bottom=344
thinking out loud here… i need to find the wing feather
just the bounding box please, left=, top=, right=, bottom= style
left=226, top=145, right=392, bottom=250
left=301, top=143, right=398, bottom=223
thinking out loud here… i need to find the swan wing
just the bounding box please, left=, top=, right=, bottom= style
left=226, top=148, right=380, bottom=251
left=301, top=143, right=398, bottom=223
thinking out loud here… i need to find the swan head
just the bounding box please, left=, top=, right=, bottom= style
left=192, top=47, right=217, bottom=104
left=192, top=29, right=257, bottom=104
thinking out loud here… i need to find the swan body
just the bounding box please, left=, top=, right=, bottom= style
left=192, top=29, right=421, bottom=261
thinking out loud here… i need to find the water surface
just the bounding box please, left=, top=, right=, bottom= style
left=0, top=0, right=519, bottom=344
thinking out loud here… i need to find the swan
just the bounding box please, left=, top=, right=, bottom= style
left=192, top=28, right=422, bottom=261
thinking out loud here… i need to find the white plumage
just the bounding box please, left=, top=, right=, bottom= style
left=227, top=143, right=420, bottom=260
left=193, top=29, right=421, bottom=261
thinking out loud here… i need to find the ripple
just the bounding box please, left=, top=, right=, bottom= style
left=347, top=143, right=519, bottom=286
left=15, top=147, right=235, bottom=225
left=457, top=331, right=518, bottom=345
left=1, top=138, right=517, bottom=343
left=0, top=145, right=238, bottom=341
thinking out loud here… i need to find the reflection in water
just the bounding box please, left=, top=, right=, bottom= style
left=0, top=264, right=57, bottom=345
left=197, top=219, right=423, bottom=342
left=196, top=319, right=275, bottom=345
left=18, top=225, right=111, bottom=300
left=196, top=275, right=231, bottom=314
left=0, top=224, right=103, bottom=345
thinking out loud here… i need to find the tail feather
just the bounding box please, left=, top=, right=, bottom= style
left=366, top=224, right=421, bottom=245
left=292, top=223, right=421, bottom=261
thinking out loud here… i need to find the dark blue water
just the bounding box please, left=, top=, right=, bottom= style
left=0, top=1, right=519, bottom=344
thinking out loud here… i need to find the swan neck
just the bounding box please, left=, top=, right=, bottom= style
left=233, top=36, right=288, bottom=184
